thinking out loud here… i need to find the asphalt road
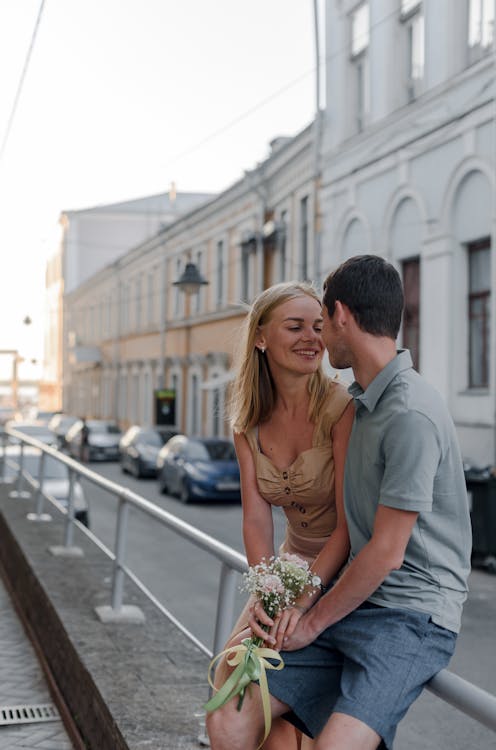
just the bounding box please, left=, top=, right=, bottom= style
left=82, top=460, right=496, bottom=750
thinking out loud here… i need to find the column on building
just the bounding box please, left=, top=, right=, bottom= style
left=446, top=166, right=494, bottom=463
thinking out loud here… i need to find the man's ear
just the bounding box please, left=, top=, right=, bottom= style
left=333, top=300, right=348, bottom=328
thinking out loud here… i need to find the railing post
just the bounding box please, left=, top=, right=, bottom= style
left=0, top=429, right=13, bottom=484
left=65, top=469, right=76, bottom=547
left=212, top=563, right=238, bottom=662
left=26, top=448, right=51, bottom=522
left=49, top=468, right=84, bottom=558
left=94, top=493, right=145, bottom=624
left=9, top=441, right=31, bottom=498
left=112, top=496, right=129, bottom=612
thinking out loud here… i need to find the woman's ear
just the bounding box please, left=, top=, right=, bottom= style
left=255, top=327, right=266, bottom=352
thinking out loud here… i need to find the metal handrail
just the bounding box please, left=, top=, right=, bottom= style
left=2, top=427, right=496, bottom=735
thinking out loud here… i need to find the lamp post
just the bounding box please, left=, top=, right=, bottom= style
left=155, top=262, right=208, bottom=428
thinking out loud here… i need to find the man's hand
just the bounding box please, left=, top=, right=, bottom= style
left=280, top=611, right=320, bottom=651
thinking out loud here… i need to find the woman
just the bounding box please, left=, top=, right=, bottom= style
left=210, top=282, right=354, bottom=750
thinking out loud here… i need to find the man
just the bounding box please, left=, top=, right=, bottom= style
left=206, top=255, right=472, bottom=750
left=80, top=417, right=90, bottom=463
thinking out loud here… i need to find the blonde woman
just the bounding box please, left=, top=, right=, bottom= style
left=209, top=282, right=354, bottom=750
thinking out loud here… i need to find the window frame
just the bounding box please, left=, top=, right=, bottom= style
left=467, top=238, right=491, bottom=389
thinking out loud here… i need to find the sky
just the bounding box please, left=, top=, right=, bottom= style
left=0, top=0, right=320, bottom=383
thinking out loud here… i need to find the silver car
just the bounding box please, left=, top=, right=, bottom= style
left=2, top=446, right=89, bottom=526
left=65, top=419, right=122, bottom=462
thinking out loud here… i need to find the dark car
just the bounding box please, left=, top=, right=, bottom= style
left=119, top=425, right=178, bottom=478
left=65, top=419, right=122, bottom=462
left=156, top=435, right=241, bottom=503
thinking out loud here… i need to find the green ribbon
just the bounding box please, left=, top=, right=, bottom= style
left=205, top=637, right=284, bottom=747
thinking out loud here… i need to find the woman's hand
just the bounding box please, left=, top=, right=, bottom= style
left=271, top=605, right=305, bottom=651
left=247, top=600, right=306, bottom=650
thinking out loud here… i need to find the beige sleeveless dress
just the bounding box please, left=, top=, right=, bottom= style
left=230, top=379, right=352, bottom=635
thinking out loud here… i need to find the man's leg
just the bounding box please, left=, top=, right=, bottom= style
left=314, top=712, right=381, bottom=750
left=206, top=685, right=290, bottom=750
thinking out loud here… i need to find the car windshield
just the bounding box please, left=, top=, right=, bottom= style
left=88, top=421, right=120, bottom=434
left=20, top=454, right=68, bottom=480
left=186, top=441, right=236, bottom=461
left=138, top=430, right=163, bottom=447
left=15, top=425, right=53, bottom=437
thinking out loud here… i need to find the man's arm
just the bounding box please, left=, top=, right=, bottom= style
left=281, top=504, right=419, bottom=649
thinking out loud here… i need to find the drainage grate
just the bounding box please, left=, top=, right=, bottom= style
left=0, top=704, right=59, bottom=726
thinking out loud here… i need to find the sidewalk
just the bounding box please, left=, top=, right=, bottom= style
left=0, top=573, right=75, bottom=749
left=0, top=480, right=209, bottom=750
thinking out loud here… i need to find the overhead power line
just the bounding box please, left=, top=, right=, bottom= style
left=0, top=0, right=46, bottom=165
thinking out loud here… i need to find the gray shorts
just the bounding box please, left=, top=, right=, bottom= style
left=267, top=602, right=457, bottom=749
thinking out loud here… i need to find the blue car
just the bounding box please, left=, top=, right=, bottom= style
left=156, top=435, right=241, bottom=503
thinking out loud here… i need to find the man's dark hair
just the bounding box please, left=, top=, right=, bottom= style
left=323, top=255, right=404, bottom=338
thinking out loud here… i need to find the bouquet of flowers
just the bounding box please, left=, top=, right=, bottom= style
left=205, top=553, right=321, bottom=744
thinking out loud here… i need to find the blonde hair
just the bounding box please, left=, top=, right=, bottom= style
left=228, top=281, right=331, bottom=433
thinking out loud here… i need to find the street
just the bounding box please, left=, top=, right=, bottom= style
left=83, top=461, right=496, bottom=750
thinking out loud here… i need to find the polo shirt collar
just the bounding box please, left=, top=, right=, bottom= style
left=348, top=349, right=413, bottom=412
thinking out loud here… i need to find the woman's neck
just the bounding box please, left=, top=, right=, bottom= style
left=270, top=372, right=311, bottom=417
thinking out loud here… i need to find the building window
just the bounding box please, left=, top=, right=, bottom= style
left=216, top=240, right=225, bottom=306
left=350, top=3, right=370, bottom=132
left=468, top=239, right=491, bottom=388
left=278, top=211, right=287, bottom=282
left=468, top=0, right=495, bottom=60
left=174, top=258, right=183, bottom=317
left=299, top=197, right=309, bottom=280
left=121, top=283, right=129, bottom=333
left=400, top=1, right=424, bottom=102
left=241, top=245, right=251, bottom=301
left=402, top=257, right=420, bottom=371
left=194, top=250, right=205, bottom=314
left=190, top=372, right=200, bottom=435
left=135, top=275, right=142, bottom=331
left=146, top=271, right=154, bottom=326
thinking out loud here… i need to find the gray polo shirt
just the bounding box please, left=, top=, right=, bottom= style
left=345, top=349, right=472, bottom=633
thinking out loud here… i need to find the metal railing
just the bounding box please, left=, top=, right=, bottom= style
left=1, top=427, right=496, bottom=736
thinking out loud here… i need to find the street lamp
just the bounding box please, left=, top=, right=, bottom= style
left=158, top=263, right=208, bottom=406
left=173, top=262, right=209, bottom=295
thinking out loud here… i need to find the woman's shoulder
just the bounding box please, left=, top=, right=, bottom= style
left=314, top=377, right=353, bottom=443
left=324, top=376, right=353, bottom=413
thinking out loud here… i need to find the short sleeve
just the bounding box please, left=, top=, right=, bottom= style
left=314, top=380, right=353, bottom=445
left=379, top=410, right=441, bottom=512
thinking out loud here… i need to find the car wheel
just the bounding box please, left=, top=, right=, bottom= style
left=158, top=473, right=168, bottom=495
left=76, top=510, right=89, bottom=528
left=179, top=479, right=190, bottom=504
left=120, top=458, right=127, bottom=474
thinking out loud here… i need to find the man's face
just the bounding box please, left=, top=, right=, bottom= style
left=322, top=304, right=352, bottom=370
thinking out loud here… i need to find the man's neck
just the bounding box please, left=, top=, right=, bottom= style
left=351, top=337, right=398, bottom=391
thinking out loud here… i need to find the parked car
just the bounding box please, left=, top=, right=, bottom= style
left=119, top=425, right=178, bottom=478
left=65, top=419, right=122, bottom=462
left=5, top=419, right=58, bottom=447
left=156, top=435, right=241, bottom=503
left=2, top=446, right=89, bottom=526
left=0, top=406, right=17, bottom=426
left=34, top=409, right=61, bottom=425
left=48, top=413, right=79, bottom=450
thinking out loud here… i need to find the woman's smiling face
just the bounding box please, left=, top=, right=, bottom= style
left=256, top=295, right=324, bottom=376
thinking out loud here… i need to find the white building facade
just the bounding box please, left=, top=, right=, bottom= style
left=62, top=127, right=320, bottom=436
left=320, top=0, right=496, bottom=465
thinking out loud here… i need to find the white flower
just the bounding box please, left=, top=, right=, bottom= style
left=259, top=573, right=285, bottom=594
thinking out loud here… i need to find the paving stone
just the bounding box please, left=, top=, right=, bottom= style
left=0, top=580, right=74, bottom=749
